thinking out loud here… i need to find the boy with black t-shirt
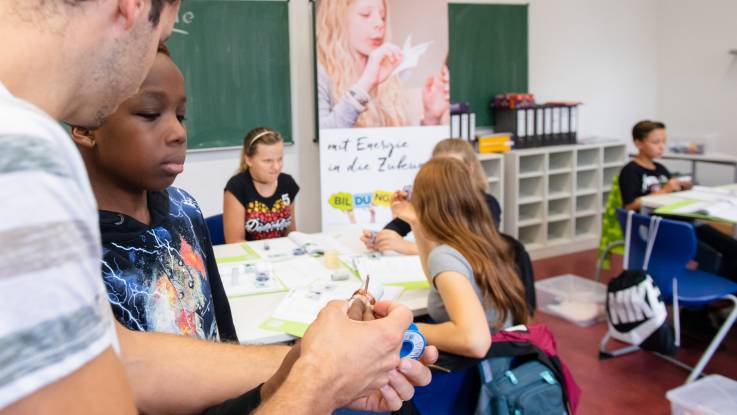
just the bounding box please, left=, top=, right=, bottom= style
left=72, top=45, right=237, bottom=344
left=620, top=120, right=737, bottom=283
left=619, top=120, right=692, bottom=211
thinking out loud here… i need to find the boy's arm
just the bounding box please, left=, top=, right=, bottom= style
left=623, top=181, right=682, bottom=211
left=117, top=323, right=290, bottom=415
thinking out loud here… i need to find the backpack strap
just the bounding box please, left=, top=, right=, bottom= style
left=624, top=210, right=633, bottom=268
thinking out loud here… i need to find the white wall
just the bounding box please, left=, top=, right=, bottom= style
left=655, top=0, right=737, bottom=185
left=175, top=0, right=659, bottom=231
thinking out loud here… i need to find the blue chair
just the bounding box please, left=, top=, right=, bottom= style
left=600, top=209, right=737, bottom=383
left=205, top=214, right=225, bottom=246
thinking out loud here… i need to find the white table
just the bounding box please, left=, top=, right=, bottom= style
left=640, top=185, right=737, bottom=238
left=215, top=232, right=430, bottom=345
left=640, top=184, right=737, bottom=213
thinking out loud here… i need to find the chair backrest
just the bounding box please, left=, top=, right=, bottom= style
left=205, top=214, right=225, bottom=246
left=615, top=208, right=697, bottom=299
left=501, top=233, right=536, bottom=315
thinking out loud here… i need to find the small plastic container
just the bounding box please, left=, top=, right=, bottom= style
left=535, top=274, right=606, bottom=327
left=666, top=375, right=737, bottom=415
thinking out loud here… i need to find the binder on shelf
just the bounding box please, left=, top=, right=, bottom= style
left=469, top=113, right=476, bottom=143
left=526, top=108, right=535, bottom=147
left=560, top=106, right=571, bottom=144
left=451, top=113, right=461, bottom=138
left=460, top=113, right=469, bottom=140
left=544, top=106, right=553, bottom=146
left=570, top=105, right=579, bottom=144
left=551, top=106, right=561, bottom=145
left=533, top=105, right=545, bottom=148
left=516, top=108, right=527, bottom=148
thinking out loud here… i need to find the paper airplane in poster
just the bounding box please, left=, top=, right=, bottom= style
left=391, top=35, right=432, bottom=78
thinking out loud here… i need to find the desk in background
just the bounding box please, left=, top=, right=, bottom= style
left=215, top=231, right=430, bottom=345
left=631, top=152, right=737, bottom=183
left=641, top=184, right=737, bottom=237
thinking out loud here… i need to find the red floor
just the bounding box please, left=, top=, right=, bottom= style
left=532, top=250, right=737, bottom=415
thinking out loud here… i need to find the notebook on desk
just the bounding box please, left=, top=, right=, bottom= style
left=342, top=254, right=430, bottom=290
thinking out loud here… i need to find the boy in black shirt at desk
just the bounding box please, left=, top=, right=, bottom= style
left=619, top=120, right=692, bottom=211
left=620, top=120, right=737, bottom=284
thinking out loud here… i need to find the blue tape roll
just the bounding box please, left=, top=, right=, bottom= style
left=400, top=322, right=425, bottom=360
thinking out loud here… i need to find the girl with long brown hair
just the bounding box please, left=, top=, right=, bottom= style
left=362, top=138, right=502, bottom=255
left=391, top=157, right=528, bottom=357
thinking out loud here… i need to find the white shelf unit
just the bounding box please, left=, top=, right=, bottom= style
left=503, top=142, right=627, bottom=259
left=478, top=153, right=505, bottom=231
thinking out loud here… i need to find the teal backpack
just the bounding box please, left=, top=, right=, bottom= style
left=476, top=356, right=568, bottom=415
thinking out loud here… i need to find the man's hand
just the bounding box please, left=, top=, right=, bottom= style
left=346, top=301, right=436, bottom=411
left=259, top=300, right=436, bottom=412
left=295, top=300, right=410, bottom=409
left=346, top=348, right=438, bottom=411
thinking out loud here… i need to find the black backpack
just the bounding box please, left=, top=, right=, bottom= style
left=605, top=213, right=676, bottom=355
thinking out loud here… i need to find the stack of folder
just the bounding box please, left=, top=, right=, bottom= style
left=450, top=110, right=476, bottom=142
left=492, top=99, right=581, bottom=149
left=477, top=132, right=513, bottom=153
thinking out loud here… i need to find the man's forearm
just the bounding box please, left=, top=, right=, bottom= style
left=117, top=324, right=290, bottom=415
left=254, top=358, right=336, bottom=415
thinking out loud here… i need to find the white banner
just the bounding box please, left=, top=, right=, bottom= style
left=320, top=126, right=447, bottom=232
left=315, top=0, right=450, bottom=231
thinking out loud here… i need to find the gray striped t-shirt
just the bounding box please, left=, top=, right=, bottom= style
left=0, top=82, right=118, bottom=409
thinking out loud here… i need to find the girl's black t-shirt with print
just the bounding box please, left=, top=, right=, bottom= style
left=225, top=170, right=300, bottom=240
left=618, top=160, right=671, bottom=206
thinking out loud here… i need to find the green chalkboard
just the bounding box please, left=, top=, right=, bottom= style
left=449, top=4, right=528, bottom=127
left=168, top=0, right=292, bottom=150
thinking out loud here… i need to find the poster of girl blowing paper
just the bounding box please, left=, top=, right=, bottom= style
left=316, top=0, right=450, bottom=231
left=316, top=0, right=449, bottom=129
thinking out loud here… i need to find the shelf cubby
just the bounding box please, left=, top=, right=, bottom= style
left=575, top=215, right=598, bottom=238
left=518, top=223, right=545, bottom=247
left=519, top=202, right=544, bottom=224
left=548, top=151, right=573, bottom=172
left=519, top=154, right=545, bottom=176
left=519, top=176, right=544, bottom=201
left=548, top=198, right=572, bottom=220
left=577, top=148, right=600, bottom=168
left=603, top=145, right=626, bottom=165
left=548, top=172, right=573, bottom=196
left=548, top=219, right=573, bottom=242
left=576, top=194, right=597, bottom=215
left=576, top=169, right=598, bottom=193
